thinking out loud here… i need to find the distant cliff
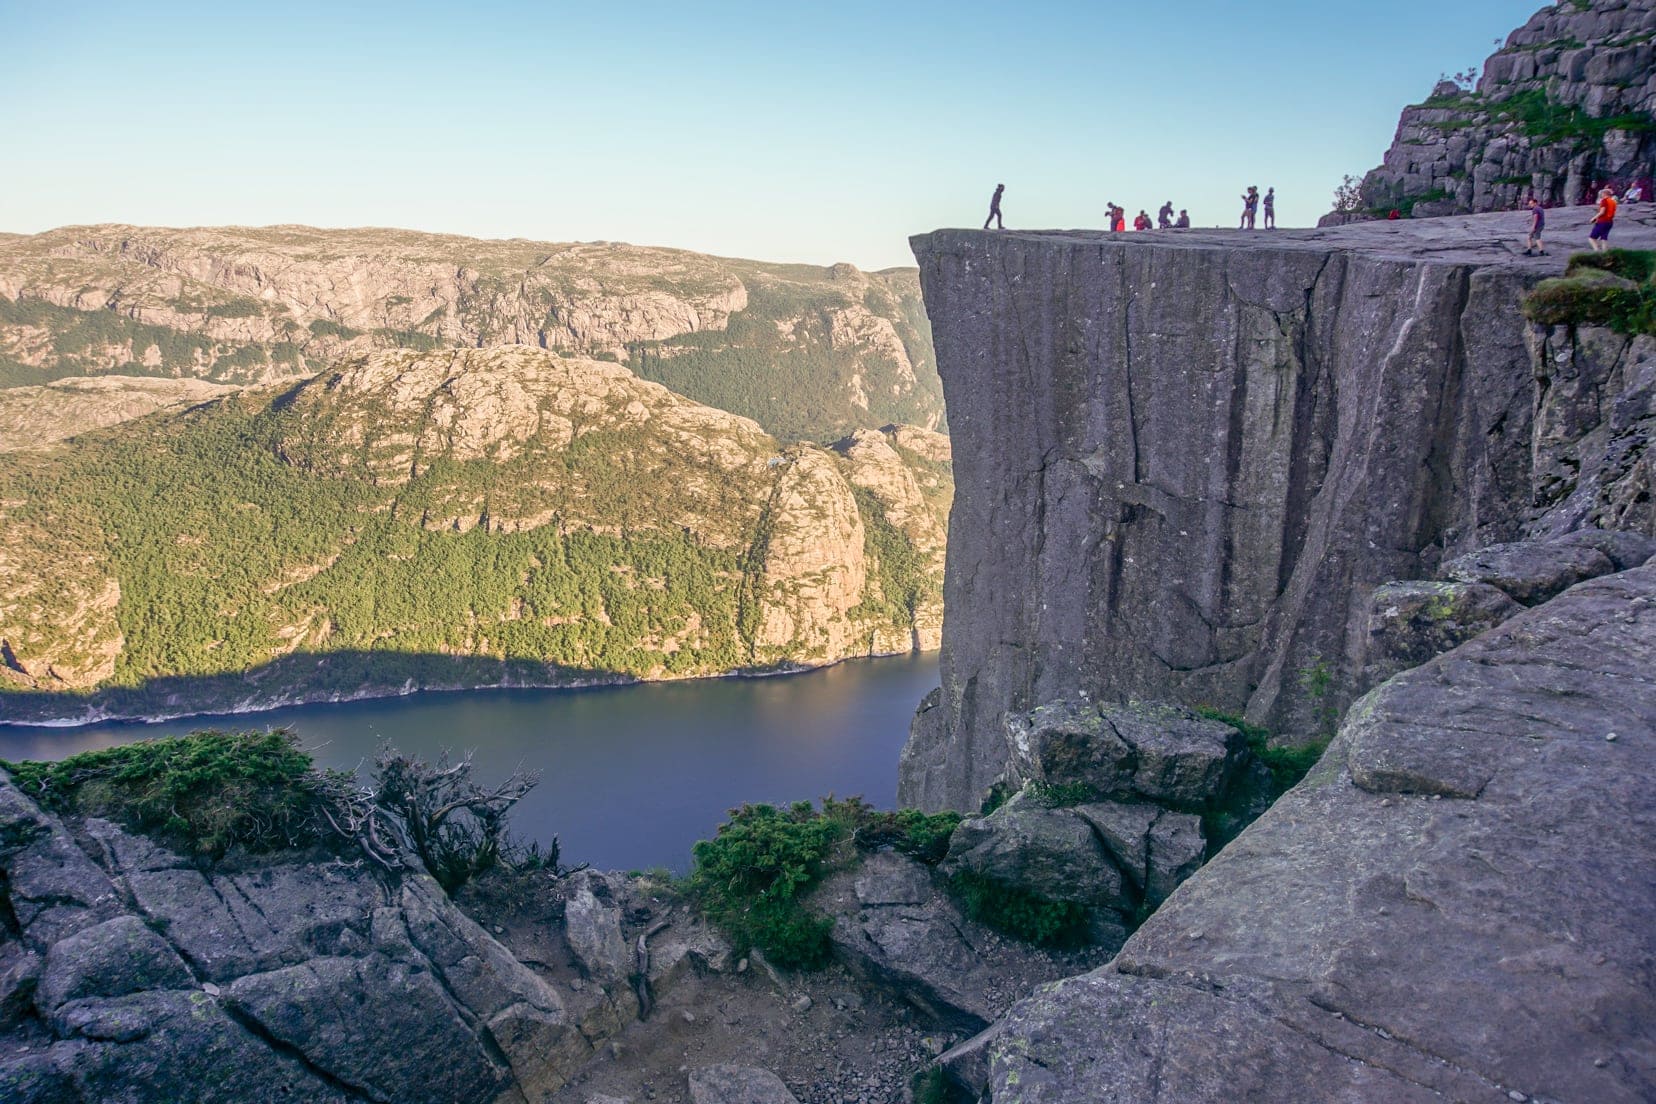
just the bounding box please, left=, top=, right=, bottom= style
left=1348, top=0, right=1655, bottom=218
left=0, top=347, right=949, bottom=723
left=0, top=225, right=941, bottom=443
left=900, top=206, right=1655, bottom=813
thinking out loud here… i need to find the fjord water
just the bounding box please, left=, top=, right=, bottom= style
left=0, top=653, right=939, bottom=872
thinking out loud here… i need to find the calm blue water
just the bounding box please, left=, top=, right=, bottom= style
left=0, top=654, right=939, bottom=872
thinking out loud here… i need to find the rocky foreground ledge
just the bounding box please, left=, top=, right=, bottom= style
left=947, top=560, right=1656, bottom=1103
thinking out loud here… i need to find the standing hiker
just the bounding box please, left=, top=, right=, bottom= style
left=1588, top=186, right=1618, bottom=252
left=1240, top=186, right=1258, bottom=229
left=984, top=184, right=1005, bottom=230
left=1263, top=187, right=1276, bottom=229
left=1522, top=197, right=1546, bottom=256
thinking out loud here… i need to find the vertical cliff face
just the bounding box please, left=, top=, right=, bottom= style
left=899, top=211, right=1648, bottom=812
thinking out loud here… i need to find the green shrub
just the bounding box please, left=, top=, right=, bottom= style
left=1027, top=780, right=1100, bottom=808
left=1564, top=249, right=1656, bottom=284
left=1194, top=706, right=1327, bottom=794
left=687, top=799, right=856, bottom=969
left=689, top=796, right=961, bottom=967
left=949, top=871, right=1089, bottom=947
left=853, top=808, right=962, bottom=864
left=1522, top=252, right=1656, bottom=337
left=3, top=729, right=342, bottom=857
left=911, top=1067, right=973, bottom=1104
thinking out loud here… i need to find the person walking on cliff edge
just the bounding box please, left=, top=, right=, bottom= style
left=1523, top=196, right=1546, bottom=256
left=1588, top=186, right=1617, bottom=252
left=984, top=184, right=1005, bottom=230
left=1263, top=187, right=1276, bottom=229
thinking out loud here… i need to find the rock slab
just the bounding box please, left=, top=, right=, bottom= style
left=974, top=564, right=1656, bottom=1103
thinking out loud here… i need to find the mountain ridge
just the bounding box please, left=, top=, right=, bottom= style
left=0, top=223, right=941, bottom=443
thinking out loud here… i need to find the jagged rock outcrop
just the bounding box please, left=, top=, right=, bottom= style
left=958, top=562, right=1656, bottom=1104
left=0, top=347, right=949, bottom=720
left=900, top=208, right=1656, bottom=813
left=937, top=702, right=1246, bottom=940
left=0, top=773, right=597, bottom=1103
left=0, top=225, right=942, bottom=442
left=1346, top=0, right=1655, bottom=218
left=1362, top=527, right=1654, bottom=688
left=1528, top=329, right=1654, bottom=535
left=808, top=850, right=1105, bottom=1034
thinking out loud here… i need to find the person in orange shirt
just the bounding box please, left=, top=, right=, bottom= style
left=1588, top=187, right=1618, bottom=252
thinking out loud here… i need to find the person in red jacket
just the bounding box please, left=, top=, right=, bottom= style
left=1588, top=187, right=1618, bottom=252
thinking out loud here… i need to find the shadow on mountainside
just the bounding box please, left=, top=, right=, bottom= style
left=0, top=648, right=636, bottom=727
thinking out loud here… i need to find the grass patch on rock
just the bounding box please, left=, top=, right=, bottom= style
left=1522, top=251, right=1656, bottom=337
left=3, top=728, right=347, bottom=858
left=948, top=870, right=1091, bottom=948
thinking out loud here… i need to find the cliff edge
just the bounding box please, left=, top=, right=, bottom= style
left=901, top=206, right=1656, bottom=813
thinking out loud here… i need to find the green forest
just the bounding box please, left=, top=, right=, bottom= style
left=0, top=358, right=948, bottom=720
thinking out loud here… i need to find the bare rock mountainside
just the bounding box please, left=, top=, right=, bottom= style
left=0, top=347, right=949, bottom=723
left=0, top=225, right=941, bottom=443
left=901, top=205, right=1655, bottom=814
left=1348, top=0, right=1655, bottom=218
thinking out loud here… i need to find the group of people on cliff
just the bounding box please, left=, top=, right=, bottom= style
left=1522, top=183, right=1635, bottom=257
left=982, top=185, right=1202, bottom=233
left=983, top=184, right=1284, bottom=233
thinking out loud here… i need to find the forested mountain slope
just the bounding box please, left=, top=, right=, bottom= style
left=0, top=347, right=949, bottom=723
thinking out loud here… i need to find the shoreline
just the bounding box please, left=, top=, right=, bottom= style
left=0, top=648, right=927, bottom=732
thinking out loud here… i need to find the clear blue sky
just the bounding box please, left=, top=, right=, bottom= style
left=3, top=0, right=1543, bottom=269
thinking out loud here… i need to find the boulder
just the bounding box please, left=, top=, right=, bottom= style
left=0, top=772, right=594, bottom=1103
left=563, top=872, right=631, bottom=983
left=1361, top=579, right=1522, bottom=686
left=36, top=915, right=192, bottom=1014
left=1068, top=801, right=1159, bottom=891
left=809, top=851, right=1098, bottom=1032
left=687, top=1064, right=801, bottom=1104
left=1548, top=527, right=1656, bottom=571
left=226, top=953, right=512, bottom=1104
left=1143, top=811, right=1206, bottom=908
left=941, top=801, right=1125, bottom=909
left=1440, top=539, right=1614, bottom=606
left=3, top=990, right=358, bottom=1104
left=0, top=944, right=41, bottom=1031
left=1003, top=700, right=1243, bottom=806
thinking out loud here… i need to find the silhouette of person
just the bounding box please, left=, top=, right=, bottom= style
left=984, top=184, right=1005, bottom=230
left=1158, top=201, right=1174, bottom=229
left=1240, top=186, right=1259, bottom=230
left=1174, top=209, right=1190, bottom=229
left=1263, top=187, right=1276, bottom=229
